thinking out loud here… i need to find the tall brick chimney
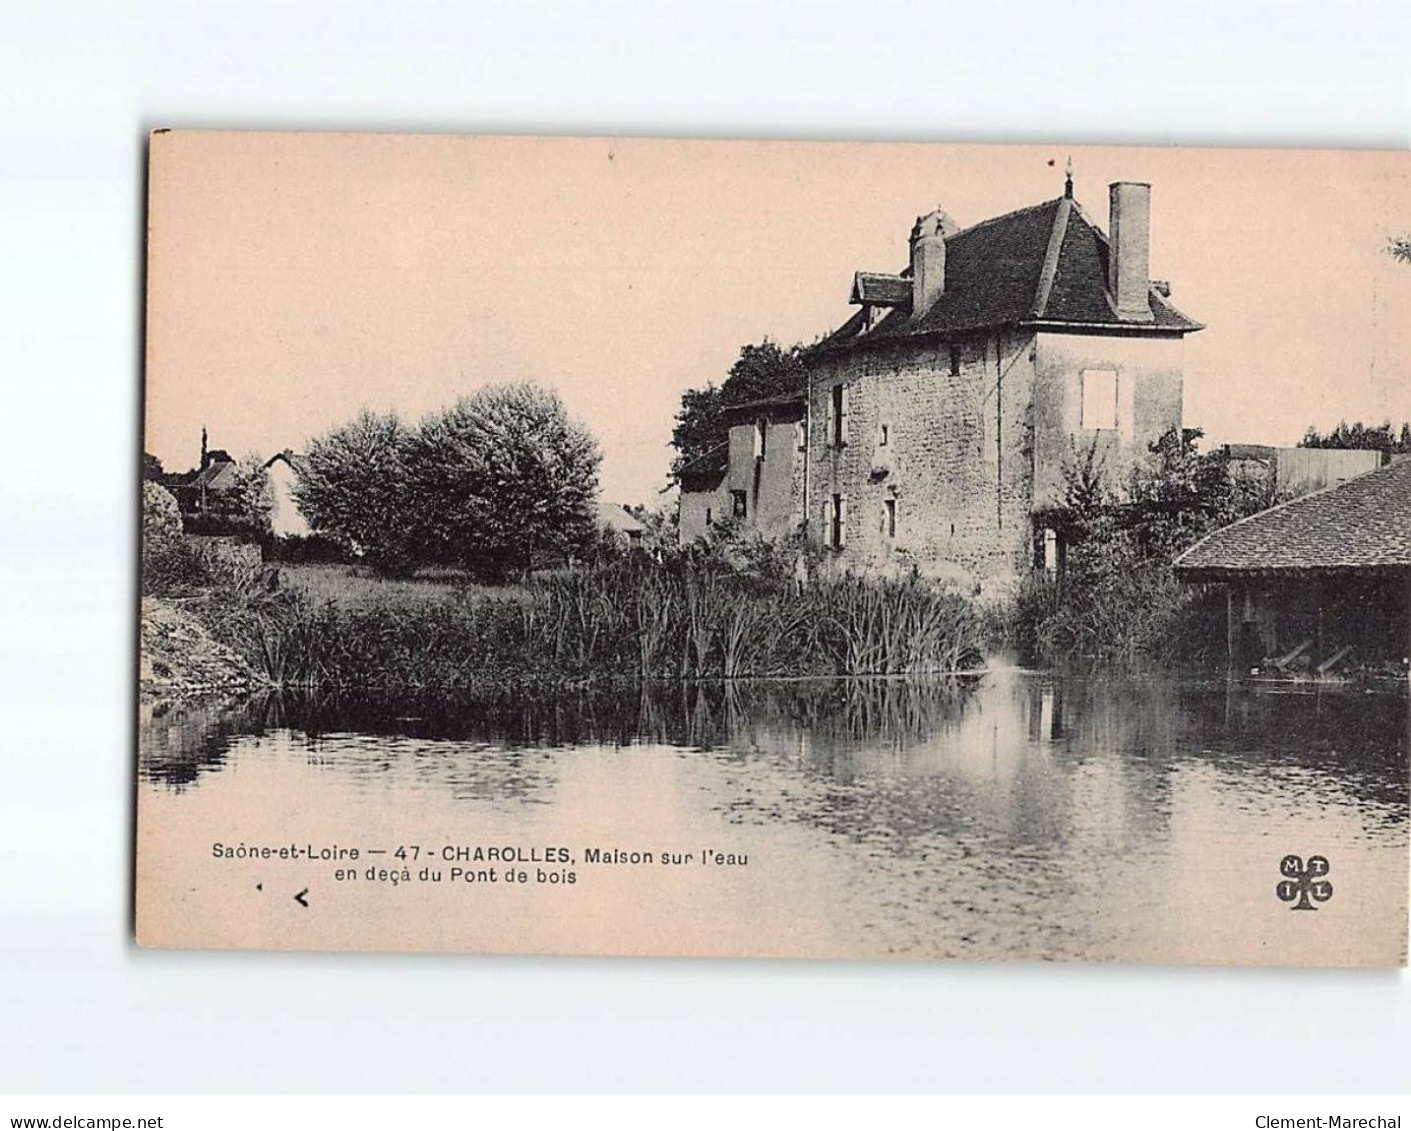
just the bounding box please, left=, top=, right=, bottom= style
left=910, top=209, right=956, bottom=318
left=1107, top=182, right=1153, bottom=322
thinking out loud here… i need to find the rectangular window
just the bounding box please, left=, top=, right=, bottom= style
left=795, top=419, right=807, bottom=451
left=831, top=384, right=846, bottom=446
left=705, top=507, right=712, bottom=527
left=884, top=498, right=897, bottom=539
left=1081, top=369, right=1118, bottom=430
left=878, top=422, right=889, bottom=447
left=754, top=418, right=767, bottom=460
left=731, top=490, right=747, bottom=519
left=830, top=494, right=845, bottom=549
left=949, top=343, right=962, bottom=376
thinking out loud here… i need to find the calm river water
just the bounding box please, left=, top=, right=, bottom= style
left=136, top=672, right=1409, bottom=965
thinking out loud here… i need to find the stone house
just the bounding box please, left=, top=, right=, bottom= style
left=803, top=176, right=1203, bottom=590
left=677, top=393, right=807, bottom=542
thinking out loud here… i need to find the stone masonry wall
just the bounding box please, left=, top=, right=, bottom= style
left=679, top=416, right=805, bottom=544
left=1031, top=331, right=1184, bottom=510
left=806, top=330, right=1038, bottom=591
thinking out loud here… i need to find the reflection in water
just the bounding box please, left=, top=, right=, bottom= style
left=138, top=673, right=1409, bottom=964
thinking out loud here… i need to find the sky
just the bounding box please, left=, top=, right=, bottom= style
left=145, top=133, right=1411, bottom=507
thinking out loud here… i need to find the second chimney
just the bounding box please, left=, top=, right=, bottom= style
left=1107, top=181, right=1153, bottom=322
left=910, top=210, right=954, bottom=318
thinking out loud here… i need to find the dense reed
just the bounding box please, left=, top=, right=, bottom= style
left=192, top=556, right=986, bottom=690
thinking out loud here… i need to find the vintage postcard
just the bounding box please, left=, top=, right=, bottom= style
left=137, top=131, right=1410, bottom=965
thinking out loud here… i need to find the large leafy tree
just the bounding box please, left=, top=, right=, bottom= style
left=670, top=338, right=805, bottom=476
left=293, top=409, right=413, bottom=574
left=407, top=382, right=601, bottom=579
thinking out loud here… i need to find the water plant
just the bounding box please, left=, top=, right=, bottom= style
left=183, top=553, right=986, bottom=691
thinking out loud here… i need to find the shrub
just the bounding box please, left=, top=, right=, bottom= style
left=264, top=532, right=352, bottom=565
left=1016, top=428, right=1273, bottom=665
left=142, top=482, right=182, bottom=553
left=143, top=538, right=218, bottom=597
left=143, top=483, right=211, bottom=596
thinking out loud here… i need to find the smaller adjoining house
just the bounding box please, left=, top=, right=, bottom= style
left=676, top=392, right=807, bottom=543
left=1219, top=444, right=1383, bottom=500
left=1173, top=457, right=1411, bottom=674
left=675, top=441, right=729, bottom=538
left=263, top=450, right=311, bottom=539
left=597, top=500, right=646, bottom=547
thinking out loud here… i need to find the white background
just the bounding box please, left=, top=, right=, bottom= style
left=2, top=0, right=1408, bottom=1094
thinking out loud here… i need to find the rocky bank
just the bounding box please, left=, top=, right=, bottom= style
left=140, top=596, right=267, bottom=700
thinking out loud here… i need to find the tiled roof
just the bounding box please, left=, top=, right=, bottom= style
left=721, top=392, right=806, bottom=422
left=675, top=441, right=729, bottom=493
left=1174, top=458, right=1411, bottom=578
left=850, top=272, right=912, bottom=306
left=816, top=194, right=1202, bottom=355
left=264, top=449, right=306, bottom=474
left=191, top=459, right=239, bottom=490
left=597, top=501, right=646, bottom=533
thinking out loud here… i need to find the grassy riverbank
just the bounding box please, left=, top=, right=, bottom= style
left=278, top=562, right=526, bottom=610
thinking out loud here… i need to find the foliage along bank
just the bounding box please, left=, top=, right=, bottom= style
left=1011, top=428, right=1274, bottom=666
left=143, top=534, right=986, bottom=692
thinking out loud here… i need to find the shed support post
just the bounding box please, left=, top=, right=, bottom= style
left=1405, top=574, right=1411, bottom=684
left=1226, top=582, right=1241, bottom=668
left=1314, top=578, right=1325, bottom=664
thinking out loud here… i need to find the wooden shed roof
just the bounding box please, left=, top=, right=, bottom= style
left=1174, top=457, right=1411, bottom=580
